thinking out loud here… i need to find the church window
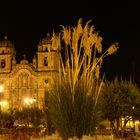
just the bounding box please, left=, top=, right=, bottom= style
left=1, top=59, right=6, bottom=68
left=44, top=57, right=48, bottom=66
left=45, top=79, right=49, bottom=83
left=45, top=47, right=48, bottom=52
left=2, top=50, right=4, bottom=54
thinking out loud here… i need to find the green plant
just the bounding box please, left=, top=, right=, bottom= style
left=102, top=77, right=140, bottom=138
left=46, top=18, right=119, bottom=140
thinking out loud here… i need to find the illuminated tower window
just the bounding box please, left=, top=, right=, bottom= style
left=44, top=57, right=48, bottom=66
left=1, top=59, right=6, bottom=68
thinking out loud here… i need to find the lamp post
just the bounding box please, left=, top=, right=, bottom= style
left=0, top=84, right=4, bottom=133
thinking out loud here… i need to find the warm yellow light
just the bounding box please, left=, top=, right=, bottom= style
left=0, top=85, right=4, bottom=93
left=0, top=101, right=8, bottom=107
left=24, top=98, right=36, bottom=105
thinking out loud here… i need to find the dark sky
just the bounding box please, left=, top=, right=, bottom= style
left=0, top=1, right=140, bottom=84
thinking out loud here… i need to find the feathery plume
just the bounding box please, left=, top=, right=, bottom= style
left=95, top=36, right=103, bottom=53
left=51, top=31, right=60, bottom=50
left=107, top=42, right=119, bottom=55
left=60, top=25, right=71, bottom=46
left=76, top=18, right=83, bottom=37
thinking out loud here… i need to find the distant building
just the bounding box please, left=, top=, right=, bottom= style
left=0, top=35, right=59, bottom=111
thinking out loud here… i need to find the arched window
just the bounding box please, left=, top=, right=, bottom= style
left=44, top=57, right=48, bottom=66
left=45, top=48, right=48, bottom=52
left=1, top=59, right=6, bottom=68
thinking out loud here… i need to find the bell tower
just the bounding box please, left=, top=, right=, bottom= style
left=36, top=33, right=59, bottom=72
left=0, top=36, right=16, bottom=73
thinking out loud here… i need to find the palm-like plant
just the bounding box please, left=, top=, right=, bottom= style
left=46, top=18, right=119, bottom=140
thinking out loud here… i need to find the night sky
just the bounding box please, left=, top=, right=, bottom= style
left=0, top=1, right=140, bottom=84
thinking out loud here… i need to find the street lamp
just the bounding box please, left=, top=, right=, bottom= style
left=0, top=84, right=4, bottom=133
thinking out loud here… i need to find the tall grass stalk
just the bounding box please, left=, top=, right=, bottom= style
left=46, top=18, right=119, bottom=140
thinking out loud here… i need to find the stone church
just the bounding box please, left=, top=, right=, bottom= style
left=0, top=35, right=59, bottom=111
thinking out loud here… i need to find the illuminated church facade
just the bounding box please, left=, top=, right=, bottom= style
left=0, top=35, right=59, bottom=111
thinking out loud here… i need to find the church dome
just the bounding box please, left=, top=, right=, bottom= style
left=20, top=59, right=29, bottom=64
left=0, top=36, right=16, bottom=55
left=37, top=33, right=59, bottom=52
left=38, top=33, right=52, bottom=52
left=39, top=33, right=52, bottom=45
left=20, top=54, right=29, bottom=64
left=0, top=36, right=15, bottom=48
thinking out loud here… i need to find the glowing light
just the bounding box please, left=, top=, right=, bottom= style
left=0, top=85, right=4, bottom=93
left=132, top=106, right=135, bottom=110
left=24, top=98, right=36, bottom=105
left=0, top=101, right=8, bottom=107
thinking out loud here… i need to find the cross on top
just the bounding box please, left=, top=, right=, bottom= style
left=23, top=54, right=26, bottom=60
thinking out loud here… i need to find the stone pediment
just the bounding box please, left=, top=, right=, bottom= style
left=10, top=63, right=38, bottom=77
